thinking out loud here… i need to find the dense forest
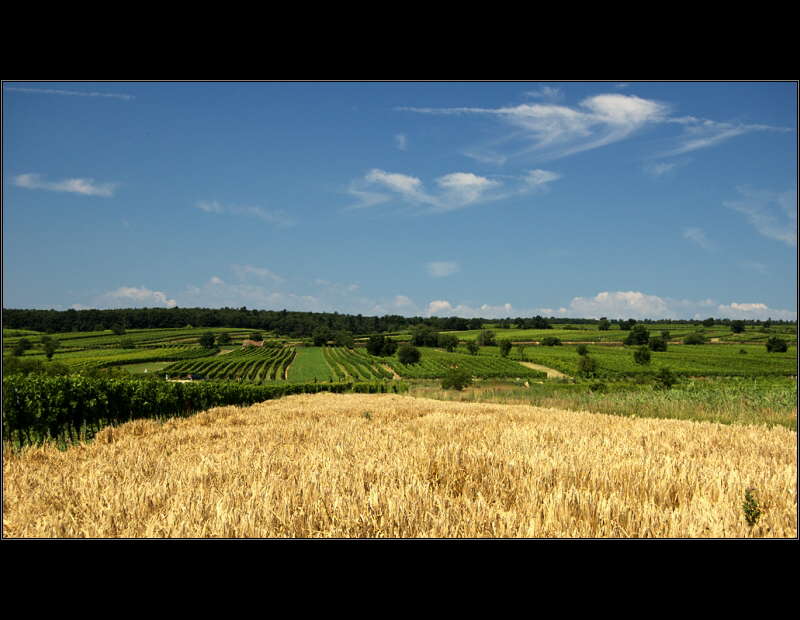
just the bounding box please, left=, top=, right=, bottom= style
left=2, top=307, right=792, bottom=338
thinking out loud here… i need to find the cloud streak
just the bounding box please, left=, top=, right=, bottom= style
left=13, top=173, right=118, bottom=197
left=347, top=167, right=561, bottom=212
left=4, top=86, right=134, bottom=101
left=723, top=186, right=796, bottom=247
left=194, top=201, right=295, bottom=227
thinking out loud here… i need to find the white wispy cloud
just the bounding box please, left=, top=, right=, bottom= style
left=394, top=133, right=408, bottom=150
left=102, top=286, right=177, bottom=308
left=426, top=300, right=514, bottom=319
left=347, top=167, right=561, bottom=212
left=426, top=261, right=460, bottom=278
left=231, top=264, right=284, bottom=283
left=658, top=117, right=789, bottom=158
left=523, top=86, right=563, bottom=102
left=716, top=302, right=796, bottom=321
left=194, top=201, right=295, bottom=227
left=683, top=227, right=714, bottom=250
left=643, top=161, right=677, bottom=177
left=723, top=186, right=796, bottom=247
left=399, top=93, right=669, bottom=163
left=4, top=86, right=134, bottom=101
left=13, top=173, right=118, bottom=197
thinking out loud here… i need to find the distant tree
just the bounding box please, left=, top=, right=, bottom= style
left=441, top=366, right=472, bottom=391
left=683, top=332, right=706, bottom=345
left=530, top=315, right=552, bottom=330
left=199, top=332, right=216, bottom=349
left=577, top=355, right=598, bottom=378
left=41, top=336, right=60, bottom=361
left=730, top=320, right=745, bottom=334
left=624, top=324, right=650, bottom=346
left=633, top=346, right=651, bottom=365
left=540, top=336, right=562, bottom=346
left=250, top=332, right=263, bottom=342
left=437, top=333, right=459, bottom=352
left=367, top=335, right=387, bottom=356
left=476, top=329, right=496, bottom=347
left=515, top=344, right=527, bottom=360
left=217, top=332, right=232, bottom=345
left=411, top=325, right=439, bottom=347
left=648, top=336, right=667, bottom=352
left=576, top=344, right=589, bottom=356
left=333, top=330, right=354, bottom=348
left=93, top=324, right=106, bottom=332
left=702, top=317, right=715, bottom=327
left=311, top=326, right=331, bottom=347
left=765, top=337, right=788, bottom=353
left=597, top=318, right=611, bottom=331
left=12, top=338, right=31, bottom=357
left=660, top=330, right=671, bottom=341
left=381, top=339, right=398, bottom=356
left=397, top=343, right=421, bottom=364
left=653, top=367, right=677, bottom=390
left=466, top=340, right=480, bottom=355
left=112, top=324, right=126, bottom=336
left=498, top=339, right=512, bottom=357
left=619, top=319, right=637, bottom=331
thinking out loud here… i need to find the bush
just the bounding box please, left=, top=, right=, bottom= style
left=576, top=344, right=588, bottom=356
left=367, top=335, right=386, bottom=356
left=466, top=340, right=480, bottom=355
left=397, top=343, right=421, bottom=364
left=624, top=324, right=649, bottom=346
left=437, top=334, right=459, bottom=352
left=653, top=367, right=677, bottom=390
left=498, top=339, right=512, bottom=357
left=540, top=336, right=562, bottom=346
left=249, top=332, right=263, bottom=342
left=633, top=346, right=651, bottom=365
left=199, top=332, right=216, bottom=349
left=731, top=320, right=745, bottom=334
left=476, top=329, right=496, bottom=347
left=588, top=381, right=607, bottom=393
left=765, top=337, right=788, bottom=353
left=683, top=332, right=706, bottom=345
left=515, top=344, right=527, bottom=360
left=648, top=336, right=667, bottom=352
left=577, top=355, right=598, bottom=378
left=441, top=367, right=472, bottom=391
left=217, top=332, right=232, bottom=345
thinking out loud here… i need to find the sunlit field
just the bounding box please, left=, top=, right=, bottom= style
left=4, top=392, right=795, bottom=538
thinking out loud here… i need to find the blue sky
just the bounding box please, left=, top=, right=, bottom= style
left=3, top=81, right=797, bottom=320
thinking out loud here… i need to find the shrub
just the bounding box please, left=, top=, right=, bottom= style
left=441, top=366, right=472, bottom=391
left=367, top=335, right=386, bottom=356
left=683, top=332, right=706, bottom=345
left=381, top=339, right=398, bottom=356
left=576, top=344, right=589, bottom=356
left=217, top=332, right=232, bottom=345
left=597, top=318, right=611, bottom=331
left=653, top=367, right=677, bottom=390
left=199, top=332, right=216, bottom=349
left=498, top=339, right=512, bottom=357
left=466, top=340, right=480, bottom=355
left=588, top=381, right=607, bottom=393
left=437, top=333, right=459, bottom=352
left=476, top=329, right=496, bottom=347
left=540, top=336, right=562, bottom=346
left=648, top=336, right=667, bottom=352
left=765, top=337, right=788, bottom=353
left=249, top=332, right=263, bottom=342
left=577, top=355, right=598, bottom=378
left=730, top=320, right=745, bottom=334
left=397, top=343, right=421, bottom=364
left=515, top=344, right=527, bottom=360
left=739, top=348, right=748, bottom=354
left=624, top=324, right=650, bottom=346
left=633, top=346, right=651, bottom=365
left=742, top=488, right=762, bottom=527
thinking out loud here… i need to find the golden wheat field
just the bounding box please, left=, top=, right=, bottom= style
left=3, top=392, right=796, bottom=538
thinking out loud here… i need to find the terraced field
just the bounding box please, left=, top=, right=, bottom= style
left=163, top=345, right=295, bottom=382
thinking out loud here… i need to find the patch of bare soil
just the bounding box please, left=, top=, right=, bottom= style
left=516, top=361, right=570, bottom=379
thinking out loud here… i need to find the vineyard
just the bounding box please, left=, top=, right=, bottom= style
left=377, top=347, right=548, bottom=380
left=163, top=344, right=295, bottom=382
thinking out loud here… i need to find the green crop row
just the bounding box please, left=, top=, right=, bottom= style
left=2, top=374, right=409, bottom=447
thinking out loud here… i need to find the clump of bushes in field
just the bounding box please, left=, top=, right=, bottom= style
left=577, top=355, right=598, bottom=378
left=441, top=366, right=473, bottom=391
left=540, top=336, right=562, bottom=346
left=624, top=324, right=650, bottom=346
left=397, top=343, right=421, bottom=364
left=765, top=337, right=788, bottom=353
left=683, top=332, right=706, bottom=345
left=633, top=346, right=651, bottom=365
left=653, top=367, right=677, bottom=390
left=367, top=335, right=398, bottom=357
left=648, top=336, right=667, bottom=352
left=576, top=344, right=589, bottom=356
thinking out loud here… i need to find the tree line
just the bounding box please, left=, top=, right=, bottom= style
left=3, top=307, right=793, bottom=338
